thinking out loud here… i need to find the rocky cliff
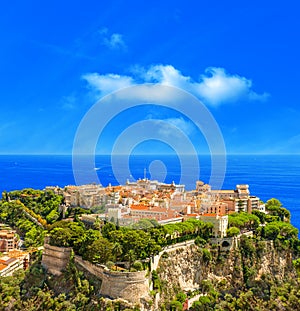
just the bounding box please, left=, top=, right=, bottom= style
left=155, top=236, right=297, bottom=309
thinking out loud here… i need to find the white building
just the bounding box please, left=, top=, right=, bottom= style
left=200, top=214, right=228, bottom=238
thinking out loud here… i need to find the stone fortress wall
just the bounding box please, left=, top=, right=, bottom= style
left=42, top=236, right=237, bottom=303
left=75, top=255, right=150, bottom=303
left=42, top=243, right=150, bottom=304
left=41, top=243, right=72, bottom=276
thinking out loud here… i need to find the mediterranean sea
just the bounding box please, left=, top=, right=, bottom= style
left=0, top=154, right=299, bottom=231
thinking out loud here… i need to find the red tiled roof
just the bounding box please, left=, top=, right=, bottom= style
left=130, top=204, right=149, bottom=210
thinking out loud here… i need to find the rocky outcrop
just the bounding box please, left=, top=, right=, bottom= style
left=156, top=244, right=242, bottom=302
left=155, top=238, right=296, bottom=307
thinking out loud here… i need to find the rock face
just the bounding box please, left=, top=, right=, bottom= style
left=157, top=244, right=242, bottom=302
left=155, top=238, right=296, bottom=307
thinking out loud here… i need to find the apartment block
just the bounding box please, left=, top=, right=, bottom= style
left=0, top=229, right=19, bottom=252
left=200, top=213, right=229, bottom=238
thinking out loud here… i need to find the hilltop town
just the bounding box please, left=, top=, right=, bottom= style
left=47, top=179, right=265, bottom=239
left=0, top=178, right=264, bottom=279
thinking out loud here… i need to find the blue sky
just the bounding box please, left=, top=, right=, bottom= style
left=1, top=0, right=300, bottom=155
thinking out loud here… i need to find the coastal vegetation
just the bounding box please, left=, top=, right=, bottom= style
left=47, top=218, right=213, bottom=266
left=0, top=189, right=63, bottom=247
left=1, top=189, right=300, bottom=310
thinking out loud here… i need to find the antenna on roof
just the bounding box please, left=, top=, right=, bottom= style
left=144, top=168, right=147, bottom=180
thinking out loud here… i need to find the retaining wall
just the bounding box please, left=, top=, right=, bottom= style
left=41, top=244, right=72, bottom=275
left=74, top=255, right=150, bottom=303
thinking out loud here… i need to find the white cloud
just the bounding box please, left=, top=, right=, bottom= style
left=142, top=65, right=191, bottom=87
left=82, top=73, right=134, bottom=97
left=60, top=95, right=77, bottom=110
left=106, top=33, right=126, bottom=49
left=139, top=65, right=269, bottom=105
left=195, top=67, right=269, bottom=105
left=82, top=65, right=269, bottom=106
left=99, top=28, right=126, bottom=50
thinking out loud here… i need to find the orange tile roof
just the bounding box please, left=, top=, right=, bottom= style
left=113, top=186, right=122, bottom=190
left=130, top=204, right=149, bottom=210
left=201, top=213, right=217, bottom=217
left=8, top=250, right=28, bottom=258
left=0, top=263, right=7, bottom=271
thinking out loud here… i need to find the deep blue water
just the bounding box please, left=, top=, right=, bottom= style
left=0, top=154, right=299, bottom=231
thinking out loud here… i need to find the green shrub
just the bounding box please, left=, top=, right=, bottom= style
left=132, top=260, right=144, bottom=271
left=169, top=300, right=183, bottom=310
left=175, top=291, right=187, bottom=303
left=106, top=261, right=115, bottom=270
left=202, top=248, right=212, bottom=262
left=162, top=252, right=169, bottom=258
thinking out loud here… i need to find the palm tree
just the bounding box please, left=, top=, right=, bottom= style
left=124, top=249, right=136, bottom=270
left=112, top=242, right=123, bottom=261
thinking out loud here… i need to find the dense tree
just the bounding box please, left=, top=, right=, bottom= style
left=263, top=221, right=298, bottom=240
left=49, top=227, right=73, bottom=247
left=266, top=198, right=282, bottom=209
left=239, top=235, right=256, bottom=258
left=195, top=236, right=207, bottom=247
left=293, top=258, right=300, bottom=275
left=84, top=237, right=113, bottom=264
left=228, top=212, right=260, bottom=231
left=226, top=226, right=240, bottom=237
left=48, top=221, right=86, bottom=250
left=78, top=229, right=101, bottom=256
left=8, top=189, right=63, bottom=220
left=130, top=218, right=158, bottom=230
left=265, top=198, right=290, bottom=222
left=24, top=226, right=44, bottom=247
left=0, top=200, right=44, bottom=247
left=252, top=210, right=266, bottom=223
left=101, top=222, right=116, bottom=239
left=45, top=209, right=60, bottom=224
